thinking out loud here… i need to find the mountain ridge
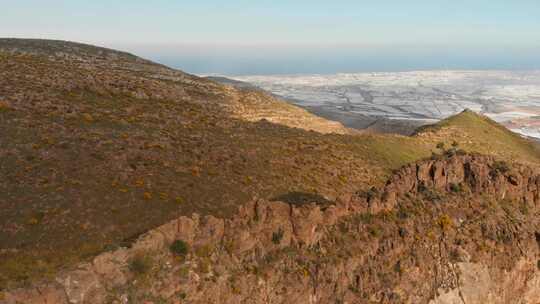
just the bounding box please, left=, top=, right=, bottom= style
left=4, top=153, right=540, bottom=303
left=2, top=39, right=540, bottom=303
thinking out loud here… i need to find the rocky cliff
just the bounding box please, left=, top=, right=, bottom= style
left=3, top=153, right=540, bottom=304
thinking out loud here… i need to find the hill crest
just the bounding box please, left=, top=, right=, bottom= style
left=2, top=39, right=540, bottom=302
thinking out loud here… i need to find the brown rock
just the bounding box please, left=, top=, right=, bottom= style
left=194, top=215, right=225, bottom=247
left=131, top=229, right=166, bottom=253
left=57, top=264, right=105, bottom=304
left=291, top=205, right=324, bottom=246
left=175, top=215, right=199, bottom=244
left=2, top=284, right=67, bottom=304
left=92, top=248, right=129, bottom=287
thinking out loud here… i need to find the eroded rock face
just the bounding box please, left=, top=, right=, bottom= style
left=431, top=258, right=540, bottom=304
left=3, top=154, right=540, bottom=304
left=57, top=263, right=105, bottom=304
left=359, top=154, right=540, bottom=214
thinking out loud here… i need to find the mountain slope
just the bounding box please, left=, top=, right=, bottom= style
left=1, top=39, right=540, bottom=295
left=0, top=38, right=350, bottom=135
left=0, top=39, right=422, bottom=288
left=5, top=154, right=540, bottom=304
left=415, top=109, right=540, bottom=166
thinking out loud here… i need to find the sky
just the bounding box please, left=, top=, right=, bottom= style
left=2, top=0, right=540, bottom=74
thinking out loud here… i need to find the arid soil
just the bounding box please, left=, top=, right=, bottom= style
left=4, top=154, right=540, bottom=303
left=2, top=39, right=540, bottom=303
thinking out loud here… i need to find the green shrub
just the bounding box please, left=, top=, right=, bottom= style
left=393, top=261, right=402, bottom=274
left=272, top=228, right=284, bottom=245
left=178, top=292, right=187, bottom=299
left=455, top=149, right=467, bottom=156
left=195, top=244, right=213, bottom=258
left=170, top=240, right=189, bottom=256
left=492, top=160, right=510, bottom=174
left=368, top=226, right=381, bottom=237
left=396, top=206, right=409, bottom=219
left=519, top=201, right=530, bottom=215
left=444, top=148, right=457, bottom=157
left=361, top=187, right=379, bottom=201
left=199, top=258, right=211, bottom=273
left=357, top=213, right=375, bottom=224
left=419, top=184, right=441, bottom=202
left=0, top=101, right=10, bottom=113
left=129, top=254, right=153, bottom=275
left=449, top=183, right=462, bottom=193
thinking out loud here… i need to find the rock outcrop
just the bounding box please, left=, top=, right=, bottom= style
left=363, top=153, right=540, bottom=213
left=3, top=154, right=540, bottom=304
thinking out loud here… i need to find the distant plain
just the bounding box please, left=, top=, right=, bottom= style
left=231, top=71, right=540, bottom=137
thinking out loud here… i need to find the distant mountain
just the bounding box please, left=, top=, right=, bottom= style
left=204, top=75, right=260, bottom=90
left=3, top=39, right=540, bottom=304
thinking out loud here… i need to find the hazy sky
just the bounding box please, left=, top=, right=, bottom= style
left=2, top=0, right=540, bottom=74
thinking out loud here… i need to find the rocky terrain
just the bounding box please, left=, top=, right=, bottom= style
left=2, top=39, right=540, bottom=303
left=4, top=153, right=540, bottom=303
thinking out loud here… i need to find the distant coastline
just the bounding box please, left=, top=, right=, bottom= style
left=220, top=71, right=540, bottom=138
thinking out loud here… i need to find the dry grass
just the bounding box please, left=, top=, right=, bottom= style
left=1, top=40, right=540, bottom=289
